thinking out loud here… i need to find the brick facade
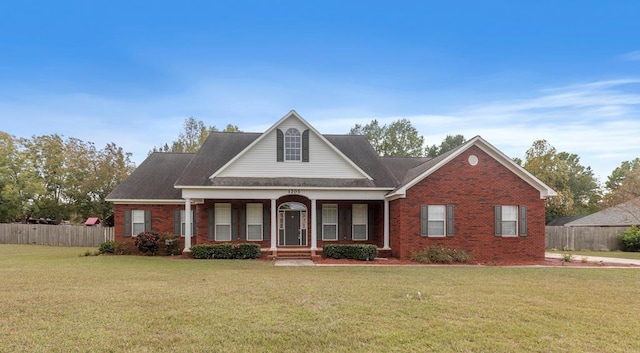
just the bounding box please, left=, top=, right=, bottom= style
left=389, top=146, right=546, bottom=263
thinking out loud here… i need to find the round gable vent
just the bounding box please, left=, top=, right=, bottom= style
left=468, top=155, right=479, bottom=166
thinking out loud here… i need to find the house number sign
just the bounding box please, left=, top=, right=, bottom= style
left=287, top=189, right=301, bottom=194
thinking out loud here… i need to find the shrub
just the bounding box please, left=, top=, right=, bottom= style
left=323, top=244, right=377, bottom=261
left=134, top=231, right=160, bottom=255
left=233, top=243, right=261, bottom=259
left=410, top=245, right=472, bottom=264
left=98, top=240, right=114, bottom=254
left=618, top=226, right=640, bottom=252
left=113, top=241, right=134, bottom=255
left=190, top=245, right=214, bottom=259
left=160, top=232, right=182, bottom=256
left=190, top=243, right=261, bottom=260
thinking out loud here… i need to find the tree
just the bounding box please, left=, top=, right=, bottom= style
left=150, top=117, right=242, bottom=154
left=602, top=159, right=640, bottom=208
left=522, top=140, right=600, bottom=222
left=425, top=134, right=466, bottom=157
left=350, top=119, right=424, bottom=157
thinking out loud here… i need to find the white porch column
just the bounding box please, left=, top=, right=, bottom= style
left=310, top=199, right=317, bottom=250
left=383, top=199, right=390, bottom=250
left=183, top=198, right=192, bottom=253
left=270, top=198, right=277, bottom=250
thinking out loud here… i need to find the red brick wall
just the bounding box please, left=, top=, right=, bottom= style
left=389, top=146, right=546, bottom=264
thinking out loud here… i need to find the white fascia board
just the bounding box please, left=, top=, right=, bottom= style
left=180, top=187, right=390, bottom=200
left=208, top=110, right=373, bottom=180
left=107, top=199, right=185, bottom=205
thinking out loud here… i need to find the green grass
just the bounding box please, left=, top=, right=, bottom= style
left=1, top=245, right=640, bottom=353
left=549, top=249, right=640, bottom=260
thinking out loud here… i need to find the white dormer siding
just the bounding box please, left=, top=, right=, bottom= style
left=217, top=116, right=365, bottom=179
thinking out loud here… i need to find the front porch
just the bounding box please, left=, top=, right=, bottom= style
left=180, top=191, right=392, bottom=256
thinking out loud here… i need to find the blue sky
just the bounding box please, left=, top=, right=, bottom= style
left=1, top=1, right=639, bottom=182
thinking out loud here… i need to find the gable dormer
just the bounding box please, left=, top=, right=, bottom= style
left=276, top=127, right=309, bottom=162
left=212, top=111, right=371, bottom=180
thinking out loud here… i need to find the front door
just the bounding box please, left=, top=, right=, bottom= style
left=284, top=211, right=301, bottom=246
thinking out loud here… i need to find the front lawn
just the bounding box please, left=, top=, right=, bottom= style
left=1, top=244, right=639, bottom=352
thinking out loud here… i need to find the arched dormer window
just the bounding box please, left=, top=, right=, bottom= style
left=285, top=128, right=301, bottom=161
left=276, top=128, right=309, bottom=162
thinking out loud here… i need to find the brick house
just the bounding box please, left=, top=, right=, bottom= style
left=106, top=111, right=555, bottom=263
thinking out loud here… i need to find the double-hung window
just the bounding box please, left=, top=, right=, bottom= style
left=427, top=205, right=446, bottom=237
left=420, top=205, right=454, bottom=237
left=215, top=203, right=232, bottom=241
left=132, top=210, right=145, bottom=235
left=322, top=204, right=338, bottom=241
left=495, top=205, right=527, bottom=237
left=246, top=203, right=263, bottom=241
left=352, top=204, right=368, bottom=241
left=179, top=210, right=196, bottom=237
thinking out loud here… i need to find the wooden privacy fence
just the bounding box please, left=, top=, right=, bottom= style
left=545, top=226, right=627, bottom=251
left=0, top=224, right=114, bottom=247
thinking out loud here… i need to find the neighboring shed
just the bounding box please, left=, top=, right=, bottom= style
left=85, top=217, right=101, bottom=226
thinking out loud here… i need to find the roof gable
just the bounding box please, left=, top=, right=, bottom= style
left=386, top=136, right=557, bottom=200
left=209, top=110, right=373, bottom=180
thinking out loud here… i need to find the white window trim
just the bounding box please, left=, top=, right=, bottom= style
left=246, top=203, right=263, bottom=241
left=352, top=204, right=368, bottom=241
left=215, top=203, right=232, bottom=241
left=284, top=128, right=301, bottom=162
left=322, top=204, right=338, bottom=241
left=501, top=205, right=518, bottom=237
left=132, top=209, right=145, bottom=237
left=427, top=205, right=446, bottom=237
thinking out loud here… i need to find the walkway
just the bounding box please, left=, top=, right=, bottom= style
left=545, top=252, right=640, bottom=266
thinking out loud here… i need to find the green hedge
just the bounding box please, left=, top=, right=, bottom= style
left=323, top=244, right=377, bottom=261
left=190, top=243, right=261, bottom=259
left=618, top=226, right=640, bottom=252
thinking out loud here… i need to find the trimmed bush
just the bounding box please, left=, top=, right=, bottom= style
left=98, top=240, right=114, bottom=254
left=618, top=226, right=640, bottom=252
left=410, top=245, right=472, bottom=264
left=134, top=231, right=160, bottom=255
left=323, top=244, right=377, bottom=261
left=190, top=245, right=214, bottom=259
left=190, top=243, right=261, bottom=260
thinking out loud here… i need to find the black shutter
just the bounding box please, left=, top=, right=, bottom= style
left=345, top=207, right=352, bottom=240
left=420, top=205, right=428, bottom=237
left=231, top=208, right=238, bottom=241
left=317, top=203, right=323, bottom=240
left=144, top=210, right=151, bottom=232
left=239, top=207, right=246, bottom=241
left=124, top=210, right=132, bottom=237
left=263, top=205, right=270, bottom=241
left=302, top=129, right=309, bottom=162
left=494, top=206, right=502, bottom=236
left=368, top=205, right=375, bottom=240
left=519, top=205, right=528, bottom=237
left=173, top=210, right=181, bottom=235
left=446, top=205, right=454, bottom=237
left=191, top=209, right=196, bottom=237
left=207, top=208, right=215, bottom=241
left=276, top=129, right=284, bottom=162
